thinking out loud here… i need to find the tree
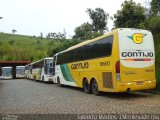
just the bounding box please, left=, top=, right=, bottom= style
left=73, top=8, right=108, bottom=40
left=145, top=15, right=160, bottom=34
left=150, top=0, right=160, bottom=15
left=73, top=22, right=103, bottom=40
left=47, top=40, right=80, bottom=57
left=40, top=32, right=43, bottom=39
left=114, top=0, right=146, bottom=29
left=86, top=8, right=109, bottom=32
left=144, top=0, right=160, bottom=35
left=46, top=30, right=66, bottom=40
left=8, top=40, right=15, bottom=45
left=12, top=29, right=17, bottom=34
left=36, top=39, right=41, bottom=44
left=46, top=33, right=51, bottom=39
left=73, top=22, right=93, bottom=40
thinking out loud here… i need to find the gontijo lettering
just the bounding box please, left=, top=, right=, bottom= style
left=122, top=52, right=153, bottom=57
left=71, top=62, right=89, bottom=69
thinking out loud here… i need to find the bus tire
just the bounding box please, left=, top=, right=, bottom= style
left=34, top=76, right=37, bottom=82
left=91, top=79, right=100, bottom=96
left=57, top=77, right=62, bottom=87
left=42, top=76, right=44, bottom=83
left=83, top=79, right=91, bottom=94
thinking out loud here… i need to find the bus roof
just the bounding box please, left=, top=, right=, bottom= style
left=117, top=28, right=151, bottom=32
left=31, top=57, right=53, bottom=65
left=44, top=57, right=53, bottom=60
left=2, top=67, right=12, bottom=68
left=32, top=57, right=53, bottom=64
left=16, top=66, right=25, bottom=68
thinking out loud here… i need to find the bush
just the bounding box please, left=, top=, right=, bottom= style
left=8, top=40, right=15, bottom=45
left=145, top=15, right=160, bottom=35
left=144, top=15, right=160, bottom=91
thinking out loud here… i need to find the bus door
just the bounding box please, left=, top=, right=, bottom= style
left=53, top=56, right=56, bottom=76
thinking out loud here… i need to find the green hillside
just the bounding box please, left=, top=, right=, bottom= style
left=0, top=32, right=58, bottom=61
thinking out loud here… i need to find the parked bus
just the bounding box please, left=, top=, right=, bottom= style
left=30, top=57, right=53, bottom=82
left=53, top=28, right=156, bottom=95
left=25, top=64, right=31, bottom=79
left=16, top=66, right=25, bottom=79
left=1, top=67, right=13, bottom=80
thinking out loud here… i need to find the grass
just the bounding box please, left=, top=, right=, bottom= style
left=0, top=32, right=57, bottom=61
left=0, top=33, right=49, bottom=49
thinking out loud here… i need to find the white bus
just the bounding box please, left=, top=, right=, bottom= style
left=30, top=57, right=53, bottom=82
left=1, top=67, right=13, bottom=80
left=16, top=66, right=25, bottom=79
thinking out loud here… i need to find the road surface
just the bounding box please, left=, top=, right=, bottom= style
left=0, top=79, right=160, bottom=115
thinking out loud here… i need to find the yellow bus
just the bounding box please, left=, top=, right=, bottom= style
left=30, top=57, right=53, bottom=82
left=53, top=28, right=156, bottom=95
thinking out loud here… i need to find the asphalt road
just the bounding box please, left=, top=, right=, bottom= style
left=0, top=79, right=160, bottom=115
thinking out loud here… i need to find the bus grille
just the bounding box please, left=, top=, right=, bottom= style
left=102, top=72, right=113, bottom=89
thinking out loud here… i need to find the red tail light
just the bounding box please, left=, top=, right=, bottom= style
left=115, top=60, right=120, bottom=73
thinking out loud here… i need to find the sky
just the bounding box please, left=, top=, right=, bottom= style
left=0, top=0, right=149, bottom=38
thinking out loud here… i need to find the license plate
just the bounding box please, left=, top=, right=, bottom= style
left=137, top=82, right=143, bottom=85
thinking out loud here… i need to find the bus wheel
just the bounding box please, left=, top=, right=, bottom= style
left=83, top=79, right=91, bottom=94
left=34, top=76, right=37, bottom=82
left=91, top=79, right=99, bottom=96
left=42, top=76, right=45, bottom=83
left=57, top=77, right=62, bottom=87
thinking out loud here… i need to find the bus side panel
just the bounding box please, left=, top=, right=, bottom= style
left=41, top=67, right=44, bottom=81
left=29, top=70, right=32, bottom=80
left=37, top=68, right=42, bottom=81
left=32, top=68, right=41, bottom=81
left=25, top=70, right=29, bottom=79
left=32, top=69, right=37, bottom=80
left=66, top=31, right=119, bottom=92
left=100, top=30, right=120, bottom=92
left=55, top=30, right=122, bottom=93
left=55, top=65, right=77, bottom=87
left=67, top=57, right=115, bottom=92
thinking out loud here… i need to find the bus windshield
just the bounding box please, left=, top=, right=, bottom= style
left=45, top=59, right=53, bottom=75
left=2, top=68, right=12, bottom=76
